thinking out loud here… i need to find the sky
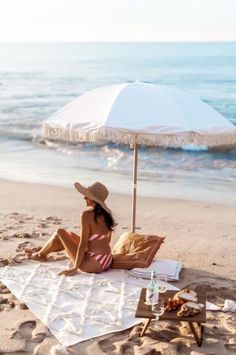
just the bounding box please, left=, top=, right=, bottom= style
left=0, top=0, right=235, bottom=42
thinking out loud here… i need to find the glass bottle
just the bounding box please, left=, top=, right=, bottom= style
left=145, top=270, right=159, bottom=305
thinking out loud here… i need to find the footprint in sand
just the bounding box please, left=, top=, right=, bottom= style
left=0, top=282, right=11, bottom=294
left=0, top=235, right=9, bottom=240
left=21, top=246, right=42, bottom=256
left=25, top=216, right=35, bottom=221
left=0, top=291, right=28, bottom=310
left=0, top=295, right=21, bottom=311
left=48, top=216, right=60, bottom=220
left=11, top=321, right=37, bottom=340
left=11, top=231, right=46, bottom=239
left=11, top=320, right=48, bottom=344
left=0, top=295, right=16, bottom=311
left=0, top=258, right=10, bottom=267
left=45, top=216, right=61, bottom=221
left=16, top=241, right=31, bottom=252
left=45, top=216, right=62, bottom=225
left=32, top=230, right=48, bottom=238
left=7, top=213, right=28, bottom=221
left=0, top=254, right=25, bottom=267
left=37, top=223, right=48, bottom=228
left=6, top=212, right=21, bottom=217
left=11, top=232, right=33, bottom=239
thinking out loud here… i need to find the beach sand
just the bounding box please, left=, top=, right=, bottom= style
left=0, top=178, right=236, bottom=354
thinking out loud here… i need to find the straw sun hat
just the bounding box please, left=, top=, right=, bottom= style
left=74, top=181, right=111, bottom=214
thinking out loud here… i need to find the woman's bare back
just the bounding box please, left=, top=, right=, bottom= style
left=86, top=210, right=111, bottom=254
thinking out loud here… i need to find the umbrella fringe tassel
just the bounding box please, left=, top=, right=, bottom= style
left=42, top=124, right=236, bottom=149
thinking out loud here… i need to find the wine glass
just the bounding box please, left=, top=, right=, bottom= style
left=158, top=275, right=168, bottom=294
left=151, top=298, right=165, bottom=330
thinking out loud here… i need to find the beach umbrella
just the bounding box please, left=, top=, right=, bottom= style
left=42, top=82, right=236, bottom=232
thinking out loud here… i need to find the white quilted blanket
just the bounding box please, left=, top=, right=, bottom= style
left=0, top=260, right=178, bottom=346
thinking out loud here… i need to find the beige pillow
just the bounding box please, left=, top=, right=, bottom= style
left=111, top=232, right=165, bottom=269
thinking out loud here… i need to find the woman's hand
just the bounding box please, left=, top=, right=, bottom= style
left=58, top=267, right=78, bottom=277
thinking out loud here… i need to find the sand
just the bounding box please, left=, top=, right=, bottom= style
left=0, top=178, right=236, bottom=354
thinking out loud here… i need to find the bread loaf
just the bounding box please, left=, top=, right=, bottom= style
left=177, top=301, right=202, bottom=317
left=174, top=289, right=198, bottom=302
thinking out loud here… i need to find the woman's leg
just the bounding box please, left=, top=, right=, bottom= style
left=30, top=229, right=106, bottom=273
left=32, top=229, right=80, bottom=261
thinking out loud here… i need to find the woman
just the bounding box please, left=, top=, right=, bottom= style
left=29, top=181, right=116, bottom=276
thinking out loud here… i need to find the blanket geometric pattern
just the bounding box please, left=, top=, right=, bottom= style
left=0, top=260, right=179, bottom=346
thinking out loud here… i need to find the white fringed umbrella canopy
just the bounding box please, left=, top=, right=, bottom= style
left=42, top=82, right=236, bottom=232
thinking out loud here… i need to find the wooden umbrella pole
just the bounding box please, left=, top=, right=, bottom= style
left=131, top=143, right=138, bottom=233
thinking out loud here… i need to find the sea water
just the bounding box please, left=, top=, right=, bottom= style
left=0, top=42, right=236, bottom=206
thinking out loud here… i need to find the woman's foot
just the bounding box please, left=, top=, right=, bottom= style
left=28, top=252, right=48, bottom=261
left=23, top=246, right=42, bottom=255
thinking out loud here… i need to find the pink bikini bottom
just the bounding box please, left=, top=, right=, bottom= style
left=87, top=251, right=113, bottom=271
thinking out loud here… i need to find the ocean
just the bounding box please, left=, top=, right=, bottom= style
left=0, top=42, right=236, bottom=206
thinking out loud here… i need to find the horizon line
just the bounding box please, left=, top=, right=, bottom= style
left=0, top=40, right=236, bottom=44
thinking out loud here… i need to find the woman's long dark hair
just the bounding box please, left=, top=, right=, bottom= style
left=93, top=202, right=116, bottom=231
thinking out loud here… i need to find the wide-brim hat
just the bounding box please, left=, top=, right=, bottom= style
left=74, top=181, right=111, bottom=214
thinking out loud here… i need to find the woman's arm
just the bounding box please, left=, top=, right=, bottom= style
left=58, top=211, right=90, bottom=276
left=73, top=211, right=90, bottom=269
left=107, top=231, right=112, bottom=243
